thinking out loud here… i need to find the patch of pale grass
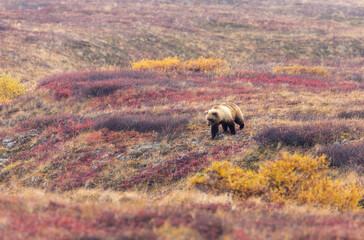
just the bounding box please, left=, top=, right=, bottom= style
left=155, top=222, right=200, bottom=240
left=335, top=170, right=364, bottom=186
left=66, top=189, right=150, bottom=207
left=0, top=217, right=8, bottom=227
left=0, top=187, right=151, bottom=209
left=1, top=187, right=235, bottom=208
left=159, top=190, right=233, bottom=206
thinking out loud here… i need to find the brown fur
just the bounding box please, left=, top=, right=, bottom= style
left=205, top=102, right=245, bottom=139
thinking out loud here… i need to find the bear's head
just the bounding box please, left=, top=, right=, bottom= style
left=206, top=109, right=221, bottom=126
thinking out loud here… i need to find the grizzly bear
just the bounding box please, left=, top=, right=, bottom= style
left=205, top=102, right=245, bottom=140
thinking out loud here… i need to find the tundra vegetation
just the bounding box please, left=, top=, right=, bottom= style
left=0, top=0, right=364, bottom=239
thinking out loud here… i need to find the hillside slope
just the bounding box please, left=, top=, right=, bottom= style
left=0, top=0, right=363, bottom=86
left=0, top=68, right=363, bottom=238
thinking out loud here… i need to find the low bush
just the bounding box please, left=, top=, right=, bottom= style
left=190, top=161, right=267, bottom=199
left=39, top=69, right=157, bottom=98
left=185, top=57, right=227, bottom=72
left=131, top=56, right=184, bottom=72
left=40, top=69, right=155, bottom=86
left=131, top=56, right=227, bottom=72
left=318, top=141, right=364, bottom=168
left=190, top=153, right=363, bottom=210
left=78, top=80, right=132, bottom=97
left=0, top=24, right=9, bottom=31
left=254, top=122, right=360, bottom=148
left=337, top=110, right=364, bottom=119
left=0, top=72, right=25, bottom=103
left=94, top=114, right=189, bottom=134
left=273, top=65, right=329, bottom=77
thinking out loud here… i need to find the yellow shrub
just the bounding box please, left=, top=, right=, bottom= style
left=185, top=57, right=227, bottom=72
left=273, top=65, right=329, bottom=77
left=190, top=153, right=363, bottom=210
left=0, top=72, right=25, bottom=103
left=131, top=56, right=226, bottom=73
left=261, top=153, right=362, bottom=210
left=131, top=56, right=184, bottom=72
left=190, top=161, right=267, bottom=199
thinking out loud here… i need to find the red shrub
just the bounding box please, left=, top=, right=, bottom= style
left=209, top=143, right=249, bottom=160
left=22, top=114, right=87, bottom=131
left=116, top=88, right=190, bottom=107
left=94, top=114, right=189, bottom=134
left=87, top=129, right=149, bottom=146
left=39, top=69, right=159, bottom=99
left=54, top=167, right=104, bottom=191
left=48, top=147, right=111, bottom=191
left=53, top=118, right=93, bottom=139
left=117, top=152, right=208, bottom=190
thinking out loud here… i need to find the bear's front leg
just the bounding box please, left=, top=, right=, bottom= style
left=234, top=117, right=245, bottom=130
left=222, top=123, right=228, bottom=132
left=228, top=123, right=236, bottom=135
left=211, top=124, right=219, bottom=139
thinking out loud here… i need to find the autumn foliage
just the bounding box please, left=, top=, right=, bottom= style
left=0, top=72, right=25, bottom=103
left=118, top=152, right=208, bottom=190
left=94, top=114, right=190, bottom=134
left=273, top=65, right=329, bottom=77
left=131, top=56, right=227, bottom=72
left=38, top=69, right=156, bottom=99
left=190, top=153, right=363, bottom=210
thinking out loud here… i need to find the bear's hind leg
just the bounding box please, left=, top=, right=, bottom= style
left=228, top=123, right=236, bottom=135
left=211, top=125, right=219, bottom=140
left=222, top=123, right=228, bottom=132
